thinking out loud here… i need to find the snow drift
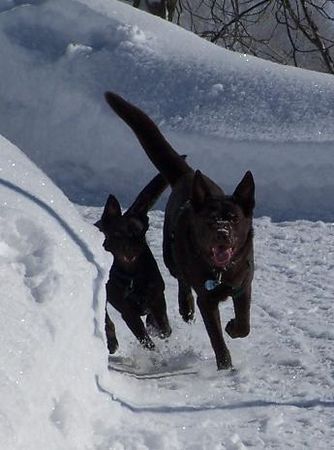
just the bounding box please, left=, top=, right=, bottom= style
left=0, top=0, right=334, bottom=220
left=0, top=134, right=113, bottom=450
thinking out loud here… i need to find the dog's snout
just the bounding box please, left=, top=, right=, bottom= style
left=215, top=220, right=233, bottom=244
left=216, top=220, right=230, bottom=233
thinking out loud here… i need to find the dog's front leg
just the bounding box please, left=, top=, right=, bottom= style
left=197, top=294, right=232, bottom=370
left=225, top=283, right=251, bottom=339
left=146, top=287, right=172, bottom=338
left=107, top=284, right=155, bottom=350
left=105, top=306, right=119, bottom=354
left=178, top=279, right=195, bottom=322
left=121, top=306, right=155, bottom=350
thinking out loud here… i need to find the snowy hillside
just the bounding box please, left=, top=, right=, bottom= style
left=0, top=0, right=334, bottom=220
left=0, top=1, right=334, bottom=449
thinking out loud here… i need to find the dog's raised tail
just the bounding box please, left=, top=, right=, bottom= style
left=105, top=92, right=192, bottom=186
left=126, top=173, right=168, bottom=217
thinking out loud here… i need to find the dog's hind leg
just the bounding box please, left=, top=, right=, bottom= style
left=178, top=279, right=195, bottom=323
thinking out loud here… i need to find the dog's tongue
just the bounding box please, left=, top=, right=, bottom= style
left=212, top=246, right=233, bottom=268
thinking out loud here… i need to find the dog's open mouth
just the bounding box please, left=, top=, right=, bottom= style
left=211, top=246, right=233, bottom=268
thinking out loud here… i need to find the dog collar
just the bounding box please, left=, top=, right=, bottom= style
left=205, top=257, right=253, bottom=298
left=205, top=276, right=244, bottom=299
left=204, top=280, right=245, bottom=299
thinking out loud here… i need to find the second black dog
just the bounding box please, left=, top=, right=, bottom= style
left=96, top=174, right=172, bottom=353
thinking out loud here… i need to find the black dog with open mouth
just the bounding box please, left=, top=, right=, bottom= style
left=96, top=173, right=172, bottom=354
left=104, top=91, right=255, bottom=371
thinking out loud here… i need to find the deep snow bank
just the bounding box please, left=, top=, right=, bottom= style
left=0, top=0, right=333, bottom=220
left=0, top=134, right=112, bottom=450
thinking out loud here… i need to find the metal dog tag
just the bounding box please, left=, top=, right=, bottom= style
left=205, top=279, right=221, bottom=291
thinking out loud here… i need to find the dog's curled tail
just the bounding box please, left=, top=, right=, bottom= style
left=105, top=91, right=192, bottom=186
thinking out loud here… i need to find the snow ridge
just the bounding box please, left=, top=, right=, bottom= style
left=0, top=178, right=106, bottom=339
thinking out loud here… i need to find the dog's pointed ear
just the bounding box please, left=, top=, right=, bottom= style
left=94, top=195, right=121, bottom=230
left=191, top=170, right=211, bottom=211
left=233, top=171, right=255, bottom=216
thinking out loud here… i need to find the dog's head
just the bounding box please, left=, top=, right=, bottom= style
left=189, top=170, right=255, bottom=270
left=95, top=195, right=149, bottom=268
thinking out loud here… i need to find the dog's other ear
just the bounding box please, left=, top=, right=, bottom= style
left=191, top=170, right=212, bottom=212
left=95, top=195, right=122, bottom=230
left=233, top=171, right=255, bottom=216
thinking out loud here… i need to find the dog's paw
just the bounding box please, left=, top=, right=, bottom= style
left=179, top=291, right=195, bottom=323
left=140, top=336, right=155, bottom=350
left=147, top=324, right=172, bottom=339
left=159, top=325, right=172, bottom=339
left=146, top=314, right=172, bottom=339
left=225, top=319, right=250, bottom=339
left=217, top=352, right=233, bottom=370
left=180, top=308, right=195, bottom=323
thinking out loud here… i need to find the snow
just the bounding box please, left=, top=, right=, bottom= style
left=0, top=135, right=114, bottom=450
left=0, top=1, right=333, bottom=449
left=0, top=0, right=334, bottom=219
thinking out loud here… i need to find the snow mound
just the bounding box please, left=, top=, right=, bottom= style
left=0, top=0, right=333, bottom=220
left=0, top=135, right=112, bottom=450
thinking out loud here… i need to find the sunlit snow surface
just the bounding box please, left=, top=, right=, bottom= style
left=1, top=135, right=334, bottom=449
left=0, top=1, right=334, bottom=449
left=0, top=135, right=111, bottom=450
left=0, top=0, right=334, bottom=219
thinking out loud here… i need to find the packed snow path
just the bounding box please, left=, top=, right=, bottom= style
left=80, top=207, right=334, bottom=450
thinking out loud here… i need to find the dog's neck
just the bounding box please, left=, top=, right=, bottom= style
left=110, top=264, right=135, bottom=288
